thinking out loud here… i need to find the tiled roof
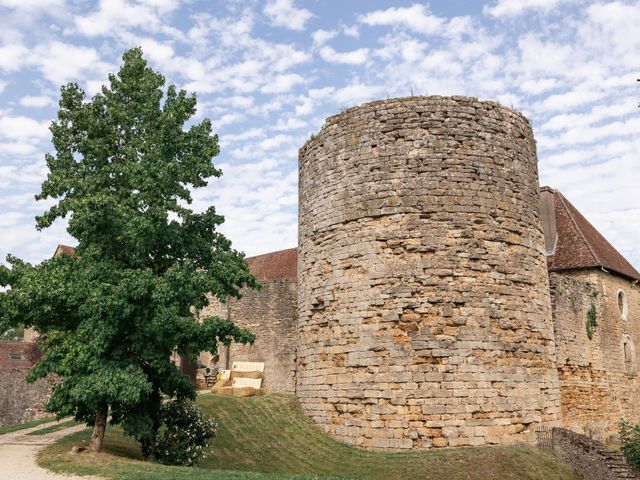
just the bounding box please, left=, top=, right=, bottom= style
left=54, top=244, right=76, bottom=257
left=0, top=341, right=38, bottom=369
left=541, top=187, right=640, bottom=281
left=51, top=244, right=299, bottom=282
left=246, top=248, right=298, bottom=282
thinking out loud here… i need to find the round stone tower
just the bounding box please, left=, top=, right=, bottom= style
left=297, top=96, right=560, bottom=450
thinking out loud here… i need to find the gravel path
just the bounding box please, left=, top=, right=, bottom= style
left=0, top=420, right=100, bottom=480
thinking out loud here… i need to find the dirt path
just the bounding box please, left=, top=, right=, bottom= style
left=0, top=420, right=99, bottom=480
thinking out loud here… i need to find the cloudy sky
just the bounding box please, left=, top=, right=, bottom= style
left=0, top=0, right=639, bottom=270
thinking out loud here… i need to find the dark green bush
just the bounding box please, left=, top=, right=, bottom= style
left=149, top=399, right=216, bottom=466
left=619, top=419, right=640, bottom=470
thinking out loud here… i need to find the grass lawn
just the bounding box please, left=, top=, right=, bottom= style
left=0, top=416, right=57, bottom=435
left=26, top=419, right=82, bottom=436
left=38, top=394, right=581, bottom=480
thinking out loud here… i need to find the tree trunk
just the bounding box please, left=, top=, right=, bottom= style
left=88, top=404, right=108, bottom=453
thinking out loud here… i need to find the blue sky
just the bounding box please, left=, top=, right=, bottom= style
left=0, top=0, right=639, bottom=269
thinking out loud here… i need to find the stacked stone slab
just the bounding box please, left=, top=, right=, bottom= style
left=297, top=96, right=561, bottom=449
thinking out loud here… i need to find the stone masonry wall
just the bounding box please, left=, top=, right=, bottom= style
left=551, top=270, right=640, bottom=440
left=199, top=281, right=298, bottom=394
left=0, top=369, right=52, bottom=426
left=552, top=428, right=637, bottom=480
left=297, top=96, right=561, bottom=450
left=0, top=341, right=52, bottom=426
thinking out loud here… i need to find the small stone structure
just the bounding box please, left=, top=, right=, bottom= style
left=552, top=428, right=637, bottom=479
left=211, top=361, right=265, bottom=397
left=0, top=341, right=51, bottom=427
left=198, top=248, right=298, bottom=394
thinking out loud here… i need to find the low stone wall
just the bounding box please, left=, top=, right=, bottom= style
left=0, top=369, right=52, bottom=427
left=552, top=428, right=637, bottom=479
left=199, top=280, right=298, bottom=394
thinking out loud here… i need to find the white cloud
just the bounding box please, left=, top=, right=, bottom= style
left=311, top=29, right=336, bottom=47
left=71, top=0, right=182, bottom=39
left=537, top=86, right=607, bottom=113
left=516, top=34, right=574, bottom=78
left=0, top=142, right=40, bottom=156
left=0, top=114, right=49, bottom=141
left=0, top=44, right=30, bottom=72
left=0, top=0, right=64, bottom=11
left=359, top=4, right=445, bottom=34
left=0, top=211, right=24, bottom=227
left=19, top=95, right=54, bottom=108
left=541, top=101, right=635, bottom=132
left=214, top=112, right=245, bottom=129
left=263, top=0, right=312, bottom=31
left=519, top=78, right=559, bottom=95
left=484, top=0, right=562, bottom=17
left=35, top=41, right=109, bottom=86
left=261, top=73, right=306, bottom=94
left=319, top=46, right=369, bottom=65
left=342, top=24, right=359, bottom=38
left=220, top=128, right=265, bottom=146
left=538, top=116, right=640, bottom=149
left=335, top=83, right=384, bottom=106
left=274, top=117, right=307, bottom=131
left=259, top=134, right=294, bottom=151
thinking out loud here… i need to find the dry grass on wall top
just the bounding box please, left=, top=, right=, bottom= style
left=38, top=394, right=581, bottom=480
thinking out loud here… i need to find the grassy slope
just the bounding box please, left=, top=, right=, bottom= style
left=39, top=394, right=581, bottom=480
left=0, top=416, right=57, bottom=435
left=26, top=419, right=82, bottom=436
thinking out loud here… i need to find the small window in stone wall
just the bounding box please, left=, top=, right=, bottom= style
left=9, top=352, right=25, bottom=361
left=617, top=289, right=628, bottom=320
left=622, top=335, right=637, bottom=375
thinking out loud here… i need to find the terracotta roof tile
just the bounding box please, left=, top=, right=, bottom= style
left=246, top=248, right=297, bottom=282
left=541, top=187, right=640, bottom=281
left=54, top=244, right=76, bottom=257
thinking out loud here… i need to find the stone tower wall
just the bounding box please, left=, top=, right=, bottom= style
left=550, top=270, right=640, bottom=440
left=297, top=96, right=561, bottom=450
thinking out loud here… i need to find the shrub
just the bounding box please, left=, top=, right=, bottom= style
left=619, top=419, right=640, bottom=470
left=149, top=399, right=217, bottom=466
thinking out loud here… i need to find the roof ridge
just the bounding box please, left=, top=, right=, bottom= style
left=555, top=192, right=600, bottom=266
left=246, top=247, right=297, bottom=260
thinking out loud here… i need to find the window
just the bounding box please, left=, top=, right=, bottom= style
left=9, top=352, right=25, bottom=361
left=622, top=335, right=637, bottom=375
left=617, top=289, right=628, bottom=320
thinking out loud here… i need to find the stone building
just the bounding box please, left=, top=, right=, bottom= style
left=2, top=96, right=637, bottom=448
left=210, top=96, right=640, bottom=450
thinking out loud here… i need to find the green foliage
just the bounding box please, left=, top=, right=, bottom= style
left=147, top=399, right=216, bottom=466
left=0, top=326, right=24, bottom=340
left=586, top=302, right=597, bottom=340
left=619, top=419, right=640, bottom=470
left=0, top=48, right=257, bottom=451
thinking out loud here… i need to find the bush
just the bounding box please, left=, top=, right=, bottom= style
left=619, top=419, right=640, bottom=470
left=149, top=399, right=217, bottom=466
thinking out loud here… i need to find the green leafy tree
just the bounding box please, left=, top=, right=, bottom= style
left=0, top=48, right=257, bottom=453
